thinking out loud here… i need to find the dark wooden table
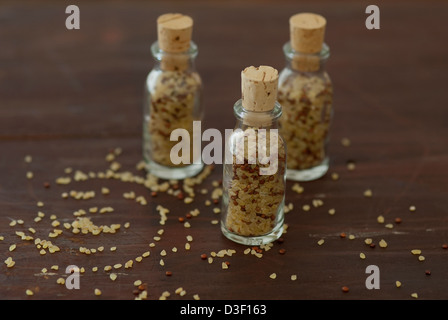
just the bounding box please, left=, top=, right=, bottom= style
left=1, top=0, right=448, bottom=303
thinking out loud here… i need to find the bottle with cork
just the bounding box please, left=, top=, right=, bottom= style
left=278, top=13, right=333, bottom=181
left=221, top=65, right=286, bottom=245
left=143, top=13, right=204, bottom=180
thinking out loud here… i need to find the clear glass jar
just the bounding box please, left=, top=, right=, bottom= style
left=143, top=41, right=204, bottom=180
left=221, top=99, right=286, bottom=245
left=278, top=41, right=333, bottom=181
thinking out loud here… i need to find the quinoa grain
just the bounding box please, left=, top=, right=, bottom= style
left=379, top=239, right=387, bottom=248
left=363, top=189, right=373, bottom=197
left=133, top=280, right=142, bottom=287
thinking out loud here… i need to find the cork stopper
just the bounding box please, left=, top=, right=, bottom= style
left=291, top=55, right=320, bottom=73
left=159, top=54, right=190, bottom=72
left=289, top=13, right=326, bottom=54
left=157, top=13, right=193, bottom=53
left=241, top=66, right=279, bottom=112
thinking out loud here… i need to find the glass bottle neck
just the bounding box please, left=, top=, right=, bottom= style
left=233, top=99, right=282, bottom=129
left=283, top=41, right=330, bottom=73
left=151, top=41, right=198, bottom=72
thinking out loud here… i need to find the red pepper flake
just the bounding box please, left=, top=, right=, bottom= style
left=278, top=248, right=286, bottom=255
left=165, top=271, right=173, bottom=276
left=342, top=286, right=349, bottom=293
left=276, top=238, right=284, bottom=244
left=200, top=253, right=207, bottom=260
left=340, top=232, right=346, bottom=239
left=138, top=283, right=147, bottom=291
left=394, top=217, right=402, bottom=224
left=178, top=217, right=185, bottom=223
left=43, top=182, right=51, bottom=188
left=369, top=243, right=376, bottom=248
left=177, top=192, right=184, bottom=200
left=185, top=213, right=192, bottom=219
left=442, top=244, right=448, bottom=250
left=425, top=270, right=431, bottom=276
left=151, top=191, right=158, bottom=197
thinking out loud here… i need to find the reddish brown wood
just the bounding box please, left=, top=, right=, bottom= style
left=1, top=0, right=448, bottom=301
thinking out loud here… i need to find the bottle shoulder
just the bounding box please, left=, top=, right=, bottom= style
left=226, top=127, right=286, bottom=157
left=278, top=67, right=332, bottom=94
left=145, top=68, right=202, bottom=95
left=279, top=67, right=331, bottom=83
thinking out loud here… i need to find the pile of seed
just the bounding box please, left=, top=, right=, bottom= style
left=5, top=149, right=227, bottom=299
left=3, top=140, right=443, bottom=300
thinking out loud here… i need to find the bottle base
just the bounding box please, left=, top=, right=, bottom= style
left=146, top=161, right=204, bottom=180
left=220, top=220, right=284, bottom=246
left=286, top=157, right=329, bottom=182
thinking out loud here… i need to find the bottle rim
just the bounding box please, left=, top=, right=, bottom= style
left=233, top=99, right=283, bottom=123
left=151, top=41, right=198, bottom=60
left=283, top=41, right=330, bottom=61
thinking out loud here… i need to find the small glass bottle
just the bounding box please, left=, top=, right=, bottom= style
left=221, top=66, right=286, bottom=246
left=143, top=13, right=204, bottom=180
left=278, top=13, right=333, bottom=181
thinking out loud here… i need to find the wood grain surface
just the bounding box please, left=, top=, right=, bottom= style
left=1, top=0, right=448, bottom=302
